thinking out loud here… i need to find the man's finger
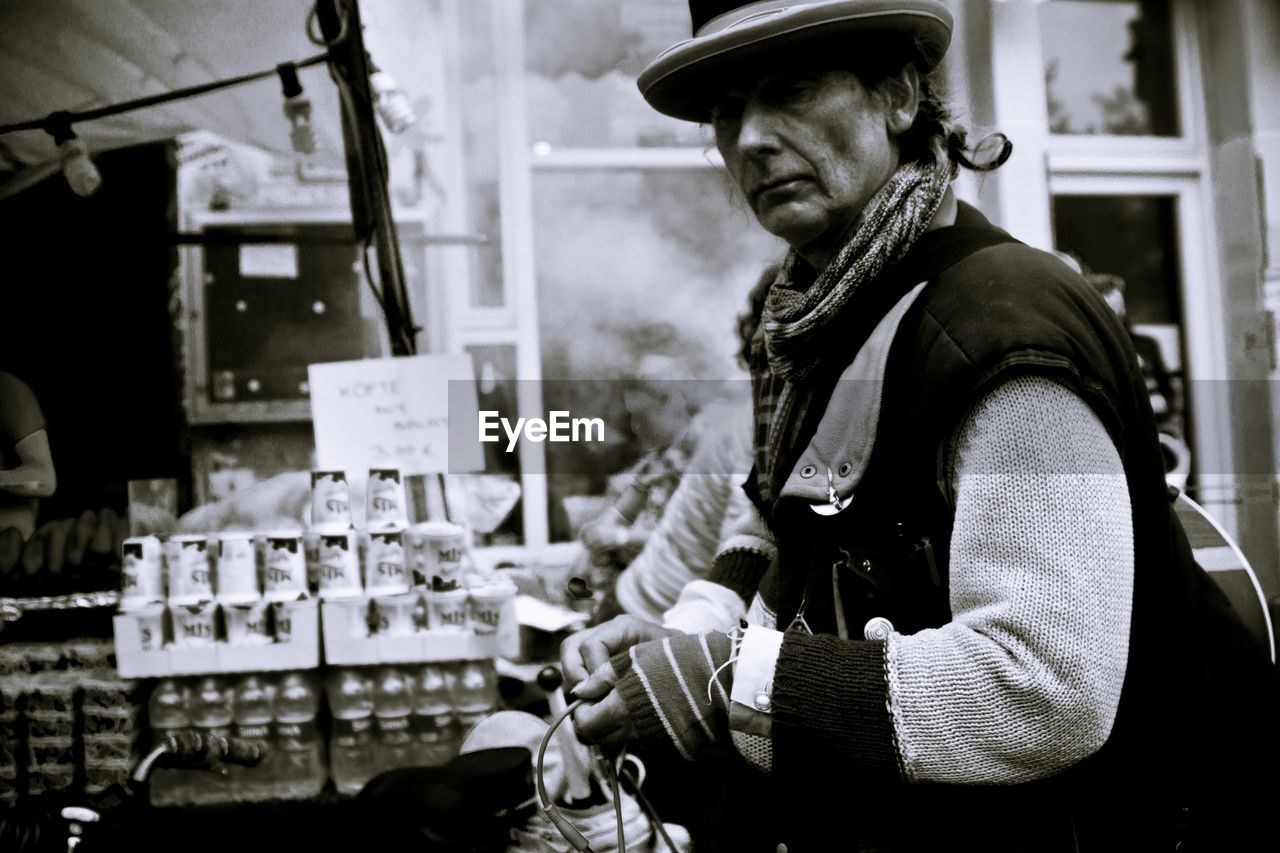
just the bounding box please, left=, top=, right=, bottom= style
left=573, top=660, right=618, bottom=700
left=561, top=615, right=671, bottom=693
left=560, top=632, right=593, bottom=691
left=571, top=691, right=630, bottom=746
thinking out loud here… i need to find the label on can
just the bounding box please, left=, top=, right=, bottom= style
left=121, top=536, right=163, bottom=604
left=265, top=535, right=306, bottom=599
left=406, top=522, right=467, bottom=591
left=216, top=534, right=259, bottom=602
left=168, top=536, right=213, bottom=602
left=367, top=468, right=407, bottom=529
left=317, top=531, right=361, bottom=597
left=366, top=530, right=408, bottom=593
left=311, top=471, right=351, bottom=529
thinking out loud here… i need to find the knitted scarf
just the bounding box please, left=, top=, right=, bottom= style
left=752, top=158, right=954, bottom=504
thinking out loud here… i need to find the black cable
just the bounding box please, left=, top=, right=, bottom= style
left=609, top=755, right=625, bottom=853
left=0, top=54, right=329, bottom=136
left=620, top=763, right=679, bottom=853
left=329, top=43, right=419, bottom=354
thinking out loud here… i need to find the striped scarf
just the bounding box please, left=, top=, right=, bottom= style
left=751, top=158, right=955, bottom=504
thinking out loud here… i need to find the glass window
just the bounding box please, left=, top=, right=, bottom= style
left=457, top=343, right=523, bottom=545
left=524, top=0, right=711, bottom=148
left=1040, top=0, right=1179, bottom=136
left=456, top=0, right=506, bottom=308
left=532, top=168, right=784, bottom=540
left=1052, top=194, right=1187, bottom=444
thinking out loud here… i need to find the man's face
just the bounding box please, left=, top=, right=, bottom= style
left=712, top=69, right=899, bottom=251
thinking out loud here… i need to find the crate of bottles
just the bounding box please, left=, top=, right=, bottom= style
left=143, top=660, right=499, bottom=805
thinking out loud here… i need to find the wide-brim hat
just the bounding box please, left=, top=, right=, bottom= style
left=638, top=0, right=954, bottom=122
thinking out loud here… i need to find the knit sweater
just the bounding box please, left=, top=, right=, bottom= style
left=668, top=375, right=1133, bottom=783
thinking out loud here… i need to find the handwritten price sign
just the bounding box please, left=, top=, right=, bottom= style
left=309, top=354, right=483, bottom=475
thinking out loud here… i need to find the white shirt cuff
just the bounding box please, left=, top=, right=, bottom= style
left=730, top=624, right=785, bottom=716
left=661, top=580, right=745, bottom=634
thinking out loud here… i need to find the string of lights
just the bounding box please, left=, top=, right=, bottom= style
left=0, top=0, right=421, bottom=354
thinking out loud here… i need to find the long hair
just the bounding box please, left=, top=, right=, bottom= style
left=851, top=36, right=1012, bottom=173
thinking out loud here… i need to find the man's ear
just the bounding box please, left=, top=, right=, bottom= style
left=883, top=64, right=921, bottom=136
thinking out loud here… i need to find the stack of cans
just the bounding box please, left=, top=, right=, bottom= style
left=308, top=468, right=517, bottom=642
left=117, top=526, right=301, bottom=651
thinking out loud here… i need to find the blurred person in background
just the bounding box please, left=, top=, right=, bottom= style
left=0, top=371, right=56, bottom=541
left=593, top=266, right=775, bottom=625
left=560, top=2, right=1278, bottom=850
left=1084, top=269, right=1191, bottom=490
left=1083, top=270, right=1180, bottom=435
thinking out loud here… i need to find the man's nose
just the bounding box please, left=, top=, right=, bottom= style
left=736, top=101, right=781, bottom=158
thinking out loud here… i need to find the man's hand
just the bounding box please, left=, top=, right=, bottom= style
left=569, top=630, right=735, bottom=758
left=570, top=660, right=637, bottom=748
left=560, top=614, right=677, bottom=694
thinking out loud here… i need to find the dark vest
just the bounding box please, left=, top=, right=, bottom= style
left=744, top=207, right=1279, bottom=851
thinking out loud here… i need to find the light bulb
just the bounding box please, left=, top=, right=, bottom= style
left=283, top=95, right=316, bottom=156
left=57, top=137, right=102, bottom=197
left=370, top=71, right=416, bottom=135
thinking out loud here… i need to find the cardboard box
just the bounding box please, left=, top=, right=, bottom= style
left=113, top=599, right=319, bottom=678
left=321, top=597, right=518, bottom=665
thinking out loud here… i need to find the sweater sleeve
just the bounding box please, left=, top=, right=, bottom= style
left=767, top=375, right=1134, bottom=782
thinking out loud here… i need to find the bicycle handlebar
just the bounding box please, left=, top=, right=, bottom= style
left=133, top=732, right=266, bottom=783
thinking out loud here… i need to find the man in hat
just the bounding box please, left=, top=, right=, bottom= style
left=561, top=2, right=1277, bottom=850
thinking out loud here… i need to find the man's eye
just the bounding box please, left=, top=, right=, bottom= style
left=710, top=100, right=743, bottom=126
left=760, top=81, right=810, bottom=105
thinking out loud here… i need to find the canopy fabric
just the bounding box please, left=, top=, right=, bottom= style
left=0, top=0, right=435, bottom=197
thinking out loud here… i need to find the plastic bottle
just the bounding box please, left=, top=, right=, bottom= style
left=326, top=668, right=376, bottom=795
left=148, top=679, right=192, bottom=806
left=231, top=674, right=276, bottom=801
left=411, top=664, right=457, bottom=767
left=187, top=676, right=235, bottom=804
left=453, top=660, right=498, bottom=732
left=372, top=666, right=415, bottom=771
left=274, top=671, right=326, bottom=799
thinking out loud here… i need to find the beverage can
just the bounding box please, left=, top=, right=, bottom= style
left=406, top=521, right=467, bottom=591
left=310, top=470, right=352, bottom=533
left=366, top=467, right=408, bottom=531
left=326, top=596, right=371, bottom=640
left=365, top=528, right=409, bottom=595
left=422, top=587, right=468, bottom=633
left=316, top=530, right=362, bottom=599
left=264, top=532, right=307, bottom=602
left=166, top=535, right=213, bottom=605
left=215, top=532, right=260, bottom=604
left=120, top=535, right=163, bottom=609
left=131, top=603, right=167, bottom=651
left=372, top=592, right=418, bottom=637
left=171, top=602, right=218, bottom=647
left=467, top=579, right=517, bottom=636
left=224, top=600, right=274, bottom=645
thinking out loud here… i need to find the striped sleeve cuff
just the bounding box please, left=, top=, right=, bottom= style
left=611, top=632, right=733, bottom=761
left=709, top=547, right=771, bottom=605
left=611, top=647, right=676, bottom=751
